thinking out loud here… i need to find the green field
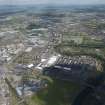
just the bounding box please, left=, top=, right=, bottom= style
left=30, top=79, right=81, bottom=105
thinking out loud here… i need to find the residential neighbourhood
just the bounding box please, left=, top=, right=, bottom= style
left=0, top=4, right=105, bottom=105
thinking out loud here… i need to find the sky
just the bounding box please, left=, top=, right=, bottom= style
left=0, top=0, right=104, bottom=5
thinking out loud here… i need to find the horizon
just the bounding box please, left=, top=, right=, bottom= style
left=0, top=3, right=105, bottom=6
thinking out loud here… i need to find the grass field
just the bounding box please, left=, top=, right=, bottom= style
left=30, top=79, right=81, bottom=105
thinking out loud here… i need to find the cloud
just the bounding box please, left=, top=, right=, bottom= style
left=0, top=0, right=104, bottom=5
